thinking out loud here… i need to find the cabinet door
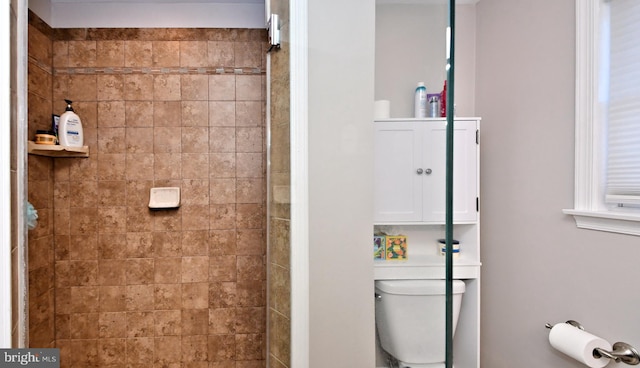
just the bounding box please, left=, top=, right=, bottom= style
left=373, top=122, right=423, bottom=222
left=422, top=120, right=478, bottom=223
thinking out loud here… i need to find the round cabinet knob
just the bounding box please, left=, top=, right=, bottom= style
left=416, top=168, right=423, bottom=175
left=425, top=168, right=432, bottom=175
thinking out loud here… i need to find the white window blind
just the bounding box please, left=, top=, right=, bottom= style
left=606, top=0, right=640, bottom=205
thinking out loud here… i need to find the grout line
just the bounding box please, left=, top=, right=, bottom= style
left=54, top=67, right=266, bottom=75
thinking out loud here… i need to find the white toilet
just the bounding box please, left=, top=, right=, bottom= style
left=375, top=279, right=466, bottom=368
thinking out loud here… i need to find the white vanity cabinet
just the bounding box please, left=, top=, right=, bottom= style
left=374, top=118, right=479, bottom=224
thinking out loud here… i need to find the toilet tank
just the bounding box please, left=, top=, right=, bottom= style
left=375, top=279, right=465, bottom=365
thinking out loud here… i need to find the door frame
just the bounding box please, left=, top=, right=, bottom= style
left=289, top=0, right=310, bottom=366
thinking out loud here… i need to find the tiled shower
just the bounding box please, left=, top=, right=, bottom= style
left=27, top=10, right=270, bottom=367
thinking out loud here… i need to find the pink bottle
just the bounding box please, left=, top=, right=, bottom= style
left=439, top=81, right=447, bottom=117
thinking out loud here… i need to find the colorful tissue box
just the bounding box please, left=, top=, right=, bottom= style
left=373, top=235, right=386, bottom=261
left=386, top=235, right=407, bottom=261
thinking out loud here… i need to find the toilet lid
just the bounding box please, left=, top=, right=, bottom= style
left=375, top=279, right=465, bottom=295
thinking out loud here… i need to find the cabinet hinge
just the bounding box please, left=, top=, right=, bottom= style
left=476, top=129, right=479, bottom=145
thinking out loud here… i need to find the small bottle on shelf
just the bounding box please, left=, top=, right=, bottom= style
left=414, top=82, right=427, bottom=118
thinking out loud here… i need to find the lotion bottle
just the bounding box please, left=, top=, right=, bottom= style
left=414, top=82, right=427, bottom=118
left=58, top=99, right=84, bottom=147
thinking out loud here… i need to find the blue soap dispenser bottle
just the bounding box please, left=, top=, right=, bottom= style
left=414, top=82, right=427, bottom=118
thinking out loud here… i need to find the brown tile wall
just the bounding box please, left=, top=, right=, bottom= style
left=27, top=9, right=56, bottom=349
left=267, top=0, right=291, bottom=366
left=49, top=28, right=268, bottom=367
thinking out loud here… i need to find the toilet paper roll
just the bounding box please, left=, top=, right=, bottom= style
left=374, top=100, right=390, bottom=119
left=549, top=323, right=612, bottom=368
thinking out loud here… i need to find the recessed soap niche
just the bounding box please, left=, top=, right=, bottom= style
left=149, top=187, right=181, bottom=210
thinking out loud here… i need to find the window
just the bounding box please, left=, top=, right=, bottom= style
left=563, top=0, right=640, bottom=236
left=605, top=0, right=640, bottom=207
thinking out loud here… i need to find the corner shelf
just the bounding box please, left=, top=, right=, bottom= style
left=28, top=141, right=89, bottom=158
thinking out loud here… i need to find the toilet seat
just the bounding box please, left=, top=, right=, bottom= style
left=398, top=362, right=451, bottom=368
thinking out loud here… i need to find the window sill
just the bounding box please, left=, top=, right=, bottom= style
left=563, top=209, right=640, bottom=236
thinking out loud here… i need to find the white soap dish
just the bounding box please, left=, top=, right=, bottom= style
left=149, top=187, right=180, bottom=209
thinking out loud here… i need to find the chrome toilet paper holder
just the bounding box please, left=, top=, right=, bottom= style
left=546, top=320, right=640, bottom=365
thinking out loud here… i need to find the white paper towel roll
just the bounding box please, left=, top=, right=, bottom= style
left=549, top=323, right=612, bottom=368
left=374, top=100, right=390, bottom=119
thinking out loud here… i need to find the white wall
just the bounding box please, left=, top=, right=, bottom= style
left=307, top=0, right=376, bottom=366
left=454, top=4, right=476, bottom=118
left=375, top=3, right=447, bottom=118
left=476, top=1, right=640, bottom=367
left=375, top=3, right=477, bottom=119
left=0, top=0, right=14, bottom=349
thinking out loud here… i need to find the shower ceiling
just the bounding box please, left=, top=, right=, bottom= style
left=45, top=0, right=267, bottom=28
left=49, top=0, right=263, bottom=3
